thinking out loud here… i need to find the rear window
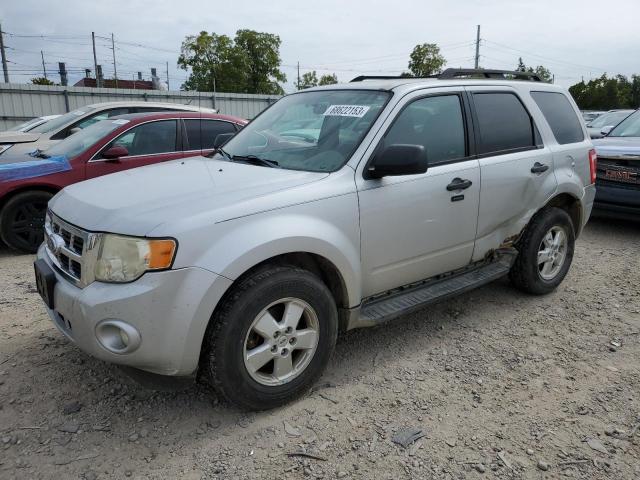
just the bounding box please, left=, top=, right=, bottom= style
left=473, top=92, right=537, bottom=155
left=531, top=91, right=584, bottom=144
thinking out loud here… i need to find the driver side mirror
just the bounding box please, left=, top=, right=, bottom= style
left=69, top=127, right=82, bottom=135
left=102, top=145, right=129, bottom=160
left=213, top=132, right=236, bottom=149
left=364, top=144, right=428, bottom=179
left=600, top=126, right=613, bottom=136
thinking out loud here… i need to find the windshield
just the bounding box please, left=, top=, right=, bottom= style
left=30, top=107, right=95, bottom=134
left=8, top=117, right=44, bottom=132
left=589, top=111, right=633, bottom=128
left=218, top=89, right=391, bottom=172
left=608, top=110, right=640, bottom=137
left=42, top=119, right=125, bottom=159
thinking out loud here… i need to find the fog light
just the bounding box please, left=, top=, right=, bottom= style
left=95, top=320, right=141, bottom=354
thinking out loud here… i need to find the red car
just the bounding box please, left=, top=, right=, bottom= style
left=0, top=112, right=247, bottom=252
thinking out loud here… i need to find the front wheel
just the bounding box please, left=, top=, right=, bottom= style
left=0, top=191, right=53, bottom=253
left=202, top=266, right=338, bottom=410
left=509, top=207, right=575, bottom=295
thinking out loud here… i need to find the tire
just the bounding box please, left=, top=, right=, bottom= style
left=202, top=265, right=338, bottom=410
left=509, top=207, right=575, bottom=295
left=0, top=191, right=53, bottom=253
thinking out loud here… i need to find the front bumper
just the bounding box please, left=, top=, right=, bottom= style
left=593, top=182, right=640, bottom=220
left=37, top=244, right=233, bottom=376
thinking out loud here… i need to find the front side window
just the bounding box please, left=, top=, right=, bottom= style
left=102, top=120, right=177, bottom=157
left=608, top=110, right=640, bottom=137
left=383, top=95, right=466, bottom=165
left=30, top=108, right=96, bottom=134
left=74, top=108, right=131, bottom=131
left=531, top=91, right=584, bottom=144
left=185, top=119, right=237, bottom=150
left=218, top=90, right=390, bottom=172
left=473, top=92, right=536, bottom=154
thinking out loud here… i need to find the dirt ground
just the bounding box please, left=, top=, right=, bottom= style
left=1, top=217, right=639, bottom=480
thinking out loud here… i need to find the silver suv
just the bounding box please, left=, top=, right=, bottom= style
left=34, top=69, right=596, bottom=409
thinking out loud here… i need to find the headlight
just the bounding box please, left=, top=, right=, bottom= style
left=0, top=144, right=13, bottom=155
left=94, top=234, right=177, bottom=283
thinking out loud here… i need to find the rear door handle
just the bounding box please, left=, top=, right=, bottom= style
left=531, top=162, right=549, bottom=174
left=446, top=178, right=473, bottom=191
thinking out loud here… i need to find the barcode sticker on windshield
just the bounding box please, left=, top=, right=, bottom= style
left=112, top=119, right=130, bottom=125
left=71, top=110, right=86, bottom=116
left=323, top=105, right=370, bottom=118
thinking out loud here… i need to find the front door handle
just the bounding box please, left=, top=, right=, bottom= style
left=446, top=178, right=473, bottom=191
left=531, top=162, right=549, bottom=174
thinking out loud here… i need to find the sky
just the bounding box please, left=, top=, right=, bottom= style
left=1, top=0, right=639, bottom=92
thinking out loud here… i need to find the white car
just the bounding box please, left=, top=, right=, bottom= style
left=36, top=69, right=595, bottom=410
left=0, top=102, right=217, bottom=160
left=5, top=115, right=61, bottom=133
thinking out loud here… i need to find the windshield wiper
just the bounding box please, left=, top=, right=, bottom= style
left=231, top=154, right=280, bottom=169
left=208, top=147, right=231, bottom=159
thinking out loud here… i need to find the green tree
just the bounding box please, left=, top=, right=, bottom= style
left=515, top=57, right=553, bottom=82
left=178, top=29, right=286, bottom=94
left=407, top=43, right=446, bottom=77
left=318, top=73, right=338, bottom=85
left=296, top=70, right=318, bottom=89
left=31, top=77, right=54, bottom=85
left=569, top=74, right=640, bottom=110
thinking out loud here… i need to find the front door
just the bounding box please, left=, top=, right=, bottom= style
left=357, top=90, right=481, bottom=297
left=86, top=119, right=184, bottom=178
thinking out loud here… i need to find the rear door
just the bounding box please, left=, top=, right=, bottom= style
left=467, top=87, right=557, bottom=261
left=183, top=119, right=238, bottom=156
left=85, top=119, right=184, bottom=179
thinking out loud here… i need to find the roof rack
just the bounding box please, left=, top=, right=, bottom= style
left=350, top=68, right=542, bottom=83
left=438, top=68, right=542, bottom=81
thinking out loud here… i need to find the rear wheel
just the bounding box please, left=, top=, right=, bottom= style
left=202, top=266, right=338, bottom=410
left=0, top=191, right=52, bottom=253
left=509, top=207, right=575, bottom=295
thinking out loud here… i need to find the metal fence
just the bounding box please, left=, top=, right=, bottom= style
left=0, top=83, right=281, bottom=130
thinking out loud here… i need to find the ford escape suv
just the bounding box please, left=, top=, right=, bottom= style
left=34, top=69, right=596, bottom=410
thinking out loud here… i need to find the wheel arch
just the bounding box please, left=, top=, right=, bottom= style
left=0, top=184, right=59, bottom=212
left=542, top=192, right=583, bottom=238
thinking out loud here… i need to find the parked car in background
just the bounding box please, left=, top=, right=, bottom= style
left=0, top=102, right=218, bottom=161
left=592, top=109, right=640, bottom=220
left=35, top=69, right=595, bottom=409
left=581, top=110, right=606, bottom=123
left=0, top=112, right=246, bottom=252
left=4, top=115, right=61, bottom=134
left=586, top=109, right=635, bottom=139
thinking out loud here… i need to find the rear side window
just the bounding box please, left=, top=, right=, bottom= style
left=531, top=91, right=584, bottom=144
left=185, top=119, right=237, bottom=150
left=472, top=92, right=536, bottom=155
left=384, top=95, right=467, bottom=165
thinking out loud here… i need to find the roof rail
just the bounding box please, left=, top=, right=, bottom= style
left=350, top=68, right=543, bottom=83
left=438, top=68, right=543, bottom=81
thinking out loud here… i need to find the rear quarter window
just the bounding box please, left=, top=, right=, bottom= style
left=531, top=91, right=585, bottom=145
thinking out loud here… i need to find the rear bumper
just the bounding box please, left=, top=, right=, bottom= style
left=37, top=244, right=233, bottom=376
left=593, top=182, right=640, bottom=220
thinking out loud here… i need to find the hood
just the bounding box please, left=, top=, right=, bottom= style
left=592, top=137, right=640, bottom=160
left=0, top=140, right=58, bottom=163
left=49, top=156, right=330, bottom=235
left=0, top=131, right=41, bottom=144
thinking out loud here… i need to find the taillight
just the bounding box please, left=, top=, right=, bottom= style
left=588, top=149, right=597, bottom=184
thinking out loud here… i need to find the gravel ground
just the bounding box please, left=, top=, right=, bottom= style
left=1, top=217, right=639, bottom=480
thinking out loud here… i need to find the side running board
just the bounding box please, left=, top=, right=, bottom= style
left=355, top=250, right=516, bottom=328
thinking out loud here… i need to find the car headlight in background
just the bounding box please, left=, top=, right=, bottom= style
left=94, top=234, right=177, bottom=283
left=0, top=144, right=14, bottom=155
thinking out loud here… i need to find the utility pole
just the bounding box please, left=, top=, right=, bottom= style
left=111, top=33, right=118, bottom=88
left=166, top=61, right=170, bottom=90
left=41, top=50, right=47, bottom=79
left=91, top=32, right=99, bottom=87
left=474, top=25, right=481, bottom=69
left=297, top=61, right=300, bottom=90
left=0, top=23, right=9, bottom=83
left=58, top=62, right=67, bottom=86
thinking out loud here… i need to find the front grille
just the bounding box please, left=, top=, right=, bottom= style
left=45, top=212, right=97, bottom=288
